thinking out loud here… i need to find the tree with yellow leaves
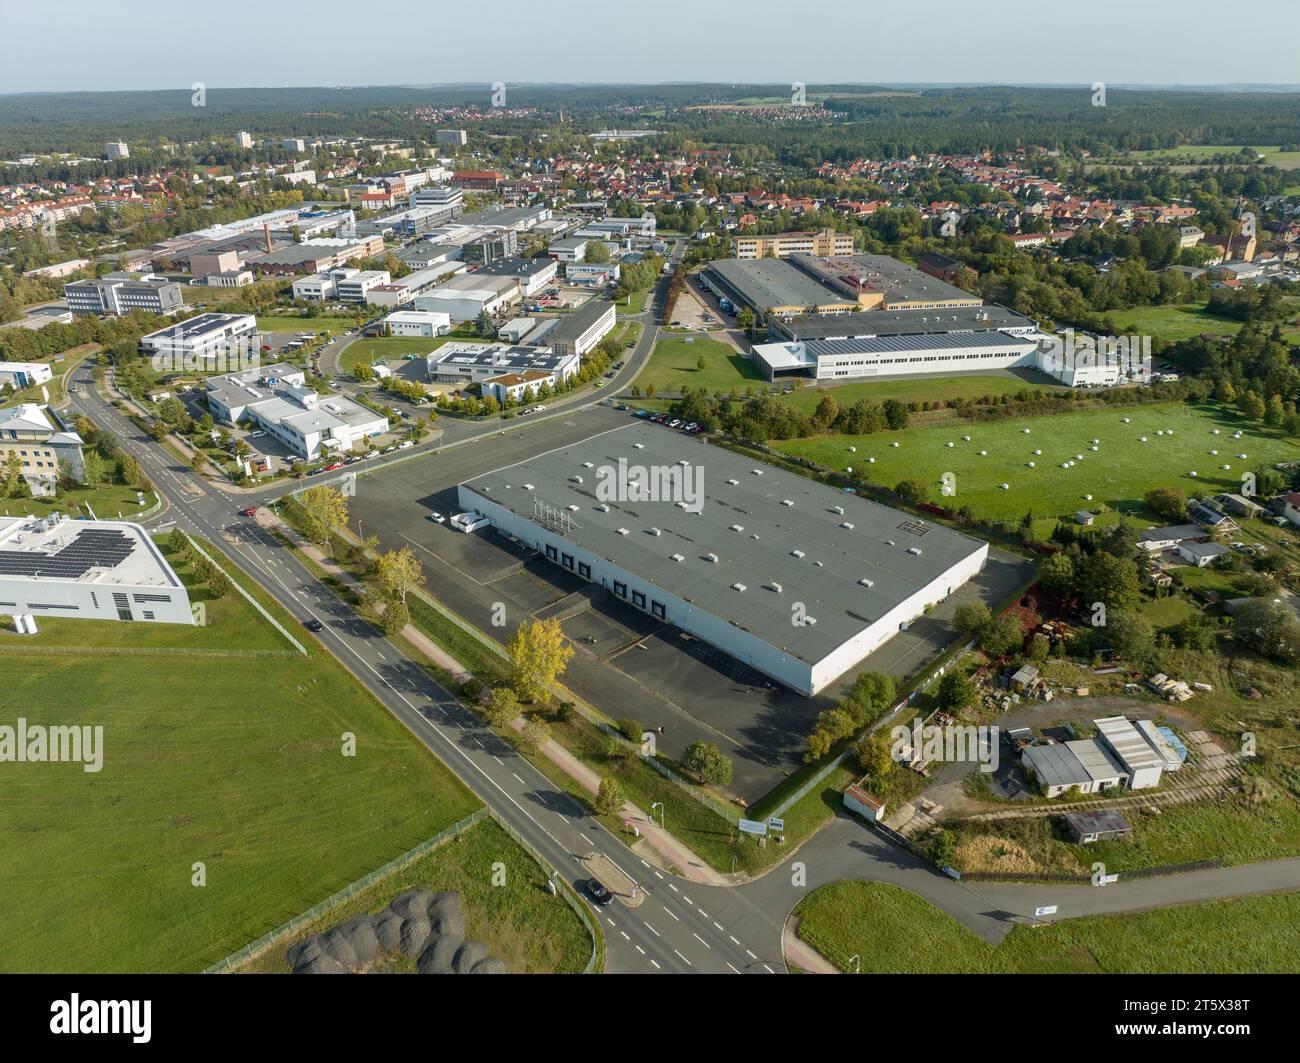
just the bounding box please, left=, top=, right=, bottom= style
left=508, top=617, right=574, bottom=703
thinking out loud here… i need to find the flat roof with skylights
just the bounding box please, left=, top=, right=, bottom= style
left=458, top=422, right=988, bottom=694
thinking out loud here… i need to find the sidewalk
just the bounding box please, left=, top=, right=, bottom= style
left=260, top=507, right=727, bottom=884
left=256, top=509, right=472, bottom=682
left=782, top=920, right=838, bottom=974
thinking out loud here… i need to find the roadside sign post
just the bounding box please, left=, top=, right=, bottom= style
left=1032, top=904, right=1058, bottom=928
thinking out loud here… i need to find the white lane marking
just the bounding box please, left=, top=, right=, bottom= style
left=512, top=773, right=526, bottom=785
left=650, top=959, right=661, bottom=970
left=579, top=832, right=594, bottom=845
left=662, top=907, right=679, bottom=922
left=746, top=950, right=757, bottom=960
left=713, top=922, right=725, bottom=933
left=729, top=935, right=741, bottom=946
left=642, top=921, right=660, bottom=937
left=763, top=964, right=774, bottom=973
left=672, top=949, right=692, bottom=967
left=692, top=933, right=710, bottom=949
left=726, top=962, right=740, bottom=973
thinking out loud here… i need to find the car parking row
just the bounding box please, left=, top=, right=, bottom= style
left=633, top=409, right=704, bottom=434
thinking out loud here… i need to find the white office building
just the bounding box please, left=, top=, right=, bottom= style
left=0, top=515, right=193, bottom=626
left=204, top=363, right=387, bottom=461
left=140, top=313, right=258, bottom=369
left=383, top=310, right=452, bottom=336
left=427, top=342, right=578, bottom=389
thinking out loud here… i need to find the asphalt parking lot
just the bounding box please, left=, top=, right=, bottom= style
left=346, top=408, right=1035, bottom=800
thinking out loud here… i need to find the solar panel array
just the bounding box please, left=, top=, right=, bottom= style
left=0, top=528, right=135, bottom=579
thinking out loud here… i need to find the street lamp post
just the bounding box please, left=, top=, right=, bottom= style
left=650, top=801, right=665, bottom=829
left=848, top=954, right=861, bottom=974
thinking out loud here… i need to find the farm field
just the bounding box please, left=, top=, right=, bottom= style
left=0, top=534, right=481, bottom=972
left=1124, top=145, right=1300, bottom=168
left=638, top=334, right=764, bottom=394
left=775, top=402, right=1299, bottom=527
left=1104, top=302, right=1242, bottom=342
left=794, top=880, right=1300, bottom=973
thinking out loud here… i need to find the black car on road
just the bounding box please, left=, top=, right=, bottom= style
left=585, top=879, right=613, bottom=906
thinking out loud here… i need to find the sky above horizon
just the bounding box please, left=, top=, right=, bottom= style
left=2, top=0, right=1297, bottom=95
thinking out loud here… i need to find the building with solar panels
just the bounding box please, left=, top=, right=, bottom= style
left=457, top=423, right=988, bottom=695
left=0, top=515, right=193, bottom=627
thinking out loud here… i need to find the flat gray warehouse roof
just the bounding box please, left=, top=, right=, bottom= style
left=706, top=258, right=852, bottom=310
left=772, top=304, right=1038, bottom=341
left=460, top=422, right=987, bottom=665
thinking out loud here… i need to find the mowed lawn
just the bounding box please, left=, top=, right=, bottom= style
left=795, top=881, right=1300, bottom=973
left=775, top=402, right=1299, bottom=525
left=0, top=535, right=481, bottom=972
left=240, top=818, right=593, bottom=974
left=779, top=373, right=1064, bottom=415
left=340, top=334, right=464, bottom=374
left=1104, top=302, right=1242, bottom=342
left=639, top=334, right=765, bottom=394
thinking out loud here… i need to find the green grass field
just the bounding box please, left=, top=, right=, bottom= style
left=1125, top=145, right=1300, bottom=169
left=339, top=334, right=464, bottom=374
left=775, top=402, right=1298, bottom=525
left=238, top=817, right=593, bottom=974
left=254, top=314, right=359, bottom=335
left=639, top=334, right=765, bottom=394
left=1104, top=303, right=1242, bottom=342
left=778, top=374, right=1064, bottom=414
left=0, top=534, right=482, bottom=972
left=794, top=880, right=1300, bottom=973
left=0, top=483, right=150, bottom=523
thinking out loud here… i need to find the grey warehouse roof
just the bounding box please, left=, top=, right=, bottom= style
left=706, top=258, right=852, bottom=309
left=460, top=422, right=987, bottom=665
left=772, top=304, right=1038, bottom=341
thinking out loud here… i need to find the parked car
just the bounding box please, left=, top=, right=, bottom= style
left=325, top=462, right=344, bottom=471
left=397, top=440, right=414, bottom=450
left=303, top=618, right=324, bottom=632
left=239, top=506, right=258, bottom=517
left=427, top=512, right=446, bottom=524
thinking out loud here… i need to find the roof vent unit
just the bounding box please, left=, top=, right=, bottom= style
left=831, top=505, right=845, bottom=515
left=582, top=461, right=594, bottom=468
left=617, top=527, right=629, bottom=536
left=751, top=469, right=763, bottom=476
left=813, top=560, right=824, bottom=567
left=907, top=546, right=922, bottom=556
left=802, top=615, right=818, bottom=626
left=648, top=526, right=662, bottom=536
left=671, top=552, right=685, bottom=562
left=570, top=475, right=583, bottom=483
left=676, top=500, right=688, bottom=509
left=767, top=581, right=783, bottom=593
left=567, top=504, right=579, bottom=512
left=633, top=442, right=645, bottom=449
left=750, top=533, right=760, bottom=541
left=729, top=523, right=743, bottom=533
left=596, top=503, right=610, bottom=512
left=523, top=483, right=535, bottom=491
left=885, top=539, right=895, bottom=547
left=840, top=521, right=854, bottom=530
left=731, top=582, right=747, bottom=592
left=678, top=459, right=690, bottom=467
left=791, top=549, right=805, bottom=559
left=704, top=552, right=719, bottom=564
left=858, top=577, right=874, bottom=588
left=727, top=478, right=739, bottom=486
left=781, top=499, right=794, bottom=507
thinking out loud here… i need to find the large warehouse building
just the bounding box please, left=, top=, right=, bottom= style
left=703, top=253, right=982, bottom=318
left=457, top=423, right=988, bottom=695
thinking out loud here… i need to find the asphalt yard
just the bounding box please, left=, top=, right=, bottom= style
left=347, top=407, right=1034, bottom=801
